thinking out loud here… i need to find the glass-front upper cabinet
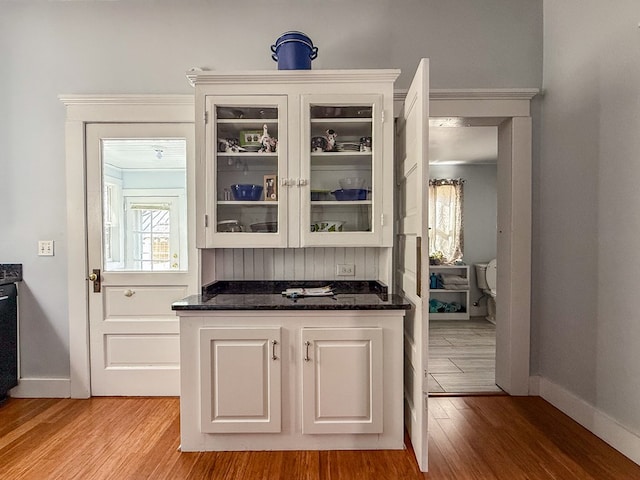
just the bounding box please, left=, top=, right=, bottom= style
left=205, top=96, right=288, bottom=247
left=191, top=70, right=398, bottom=249
left=300, top=94, right=384, bottom=247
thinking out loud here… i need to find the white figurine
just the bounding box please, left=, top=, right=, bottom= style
left=325, top=129, right=337, bottom=151
left=259, top=124, right=278, bottom=153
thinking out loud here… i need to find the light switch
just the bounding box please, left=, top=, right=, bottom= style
left=38, top=240, right=54, bottom=256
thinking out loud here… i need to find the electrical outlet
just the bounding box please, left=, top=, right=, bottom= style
left=38, top=240, right=54, bottom=256
left=336, top=264, right=355, bottom=276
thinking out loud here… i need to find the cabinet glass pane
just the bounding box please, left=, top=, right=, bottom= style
left=215, top=105, right=280, bottom=234
left=308, top=104, right=373, bottom=233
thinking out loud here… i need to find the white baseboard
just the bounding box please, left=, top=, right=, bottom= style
left=9, top=377, right=71, bottom=398
left=528, top=375, right=541, bottom=395
left=537, top=376, right=640, bottom=466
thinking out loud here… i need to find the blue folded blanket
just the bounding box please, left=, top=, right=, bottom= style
left=429, top=299, right=465, bottom=313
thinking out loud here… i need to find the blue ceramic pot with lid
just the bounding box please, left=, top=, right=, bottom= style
left=271, top=31, right=318, bottom=70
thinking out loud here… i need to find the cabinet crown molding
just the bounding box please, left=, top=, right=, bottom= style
left=186, top=69, right=401, bottom=87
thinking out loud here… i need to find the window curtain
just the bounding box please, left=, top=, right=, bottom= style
left=428, top=178, right=464, bottom=264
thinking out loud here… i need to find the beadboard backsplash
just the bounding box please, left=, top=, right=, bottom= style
left=201, top=248, right=381, bottom=282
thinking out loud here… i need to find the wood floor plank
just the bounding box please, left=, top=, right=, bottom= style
left=1, top=396, right=640, bottom=479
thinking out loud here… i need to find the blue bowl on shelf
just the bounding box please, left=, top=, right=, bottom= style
left=231, top=184, right=263, bottom=201
left=332, top=188, right=367, bottom=201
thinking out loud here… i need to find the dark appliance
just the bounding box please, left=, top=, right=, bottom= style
left=0, top=283, right=18, bottom=403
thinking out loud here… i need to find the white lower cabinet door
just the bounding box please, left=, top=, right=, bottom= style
left=199, top=327, right=281, bottom=433
left=301, top=327, right=383, bottom=434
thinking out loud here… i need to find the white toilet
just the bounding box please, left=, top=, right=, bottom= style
left=474, top=259, right=497, bottom=323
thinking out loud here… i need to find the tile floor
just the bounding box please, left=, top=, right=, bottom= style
left=428, top=318, right=503, bottom=394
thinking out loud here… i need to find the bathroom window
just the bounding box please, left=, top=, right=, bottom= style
left=428, top=178, right=464, bottom=264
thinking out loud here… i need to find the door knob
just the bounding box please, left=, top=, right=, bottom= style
left=88, top=269, right=101, bottom=293
left=124, top=289, right=135, bottom=297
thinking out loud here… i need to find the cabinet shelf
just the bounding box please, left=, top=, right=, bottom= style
left=310, top=156, right=372, bottom=168
left=218, top=152, right=278, bottom=157
left=218, top=201, right=278, bottom=206
left=216, top=118, right=278, bottom=125
left=311, top=200, right=371, bottom=206
left=429, top=264, right=470, bottom=320
left=311, top=118, right=372, bottom=124
left=311, top=152, right=371, bottom=158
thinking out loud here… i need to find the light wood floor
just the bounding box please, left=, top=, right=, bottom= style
left=1, top=396, right=640, bottom=479
left=429, top=318, right=502, bottom=394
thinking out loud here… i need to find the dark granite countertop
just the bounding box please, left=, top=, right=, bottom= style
left=172, top=281, right=411, bottom=311
left=0, top=264, right=22, bottom=286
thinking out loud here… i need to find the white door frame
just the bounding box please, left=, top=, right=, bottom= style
left=395, top=88, right=537, bottom=396
left=60, top=95, right=196, bottom=398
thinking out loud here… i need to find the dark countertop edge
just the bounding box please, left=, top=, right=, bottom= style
left=172, top=303, right=412, bottom=311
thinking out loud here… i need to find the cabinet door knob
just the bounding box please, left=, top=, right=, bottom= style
left=124, top=289, right=135, bottom=297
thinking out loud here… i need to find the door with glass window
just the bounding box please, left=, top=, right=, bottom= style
left=86, top=123, right=197, bottom=396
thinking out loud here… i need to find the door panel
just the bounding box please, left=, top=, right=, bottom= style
left=395, top=59, right=429, bottom=472
left=86, top=123, right=197, bottom=396
left=105, top=334, right=180, bottom=366
left=199, top=327, right=282, bottom=433
left=301, top=327, right=383, bottom=434
left=104, top=286, right=188, bottom=317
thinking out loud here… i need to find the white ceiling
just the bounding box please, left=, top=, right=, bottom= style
left=103, top=139, right=187, bottom=170
left=429, top=124, right=497, bottom=165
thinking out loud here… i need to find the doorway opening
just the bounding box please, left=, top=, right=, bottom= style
left=427, top=120, right=500, bottom=394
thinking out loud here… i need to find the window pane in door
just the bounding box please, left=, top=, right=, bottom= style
left=101, top=138, right=187, bottom=272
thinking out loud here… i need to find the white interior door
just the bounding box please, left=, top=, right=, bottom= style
left=86, top=123, right=197, bottom=396
left=395, top=59, right=429, bottom=472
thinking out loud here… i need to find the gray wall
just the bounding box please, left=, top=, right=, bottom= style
left=0, top=1, right=542, bottom=379
left=539, top=0, right=640, bottom=433
left=429, top=164, right=497, bottom=316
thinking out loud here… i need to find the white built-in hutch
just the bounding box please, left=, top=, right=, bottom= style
left=177, top=69, right=407, bottom=452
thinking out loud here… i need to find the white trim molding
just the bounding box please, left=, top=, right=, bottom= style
left=411, top=88, right=539, bottom=396
left=187, top=69, right=401, bottom=87
left=10, top=378, right=71, bottom=398
left=61, top=95, right=194, bottom=398
left=393, top=87, right=539, bottom=118
left=538, top=376, right=640, bottom=466
left=430, top=88, right=539, bottom=101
